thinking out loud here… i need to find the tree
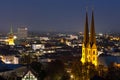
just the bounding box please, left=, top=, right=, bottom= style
left=71, top=61, right=99, bottom=80
left=20, top=53, right=38, bottom=64
left=85, top=62, right=98, bottom=79
left=45, top=60, right=69, bottom=80
left=90, top=75, right=105, bottom=80
left=71, top=60, right=83, bottom=80
left=30, top=62, right=46, bottom=80
left=98, top=65, right=107, bottom=79
left=0, top=76, right=6, bottom=80
left=106, top=63, right=120, bottom=80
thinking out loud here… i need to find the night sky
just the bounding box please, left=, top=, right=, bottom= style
left=0, top=0, right=120, bottom=33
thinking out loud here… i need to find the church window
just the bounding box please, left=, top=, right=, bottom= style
left=93, top=57, right=95, bottom=61
left=93, top=51, right=95, bottom=55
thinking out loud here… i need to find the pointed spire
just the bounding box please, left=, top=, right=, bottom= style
left=10, top=25, right=13, bottom=34
left=90, top=10, right=96, bottom=46
left=83, top=10, right=89, bottom=46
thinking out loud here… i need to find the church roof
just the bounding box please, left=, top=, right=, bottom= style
left=83, top=10, right=97, bottom=48
left=22, top=66, right=38, bottom=78
left=0, top=66, right=38, bottom=79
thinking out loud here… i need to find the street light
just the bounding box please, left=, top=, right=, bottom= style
left=70, top=74, right=74, bottom=80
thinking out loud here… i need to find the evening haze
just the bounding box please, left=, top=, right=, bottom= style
left=0, top=0, right=120, bottom=33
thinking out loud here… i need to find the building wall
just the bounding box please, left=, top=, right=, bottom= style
left=0, top=55, right=19, bottom=64
left=17, top=27, right=28, bottom=39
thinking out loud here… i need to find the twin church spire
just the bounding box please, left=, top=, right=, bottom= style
left=83, top=10, right=96, bottom=47
left=81, top=10, right=98, bottom=66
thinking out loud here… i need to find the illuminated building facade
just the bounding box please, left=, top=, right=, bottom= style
left=0, top=55, right=19, bottom=64
left=32, top=44, right=45, bottom=51
left=17, top=27, right=28, bottom=39
left=81, top=11, right=98, bottom=66
left=8, top=27, right=15, bottom=45
left=22, top=70, right=37, bottom=80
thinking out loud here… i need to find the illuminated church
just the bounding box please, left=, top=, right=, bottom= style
left=8, top=27, right=15, bottom=45
left=81, top=11, right=98, bottom=66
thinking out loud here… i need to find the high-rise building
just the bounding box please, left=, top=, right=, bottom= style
left=81, top=11, right=98, bottom=66
left=17, top=27, right=28, bottom=39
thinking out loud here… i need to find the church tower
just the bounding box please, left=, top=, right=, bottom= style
left=89, top=11, right=98, bottom=66
left=81, top=10, right=98, bottom=66
left=81, top=11, right=89, bottom=64
left=8, top=26, right=15, bottom=45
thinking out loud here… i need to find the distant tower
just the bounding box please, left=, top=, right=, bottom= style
left=8, top=26, right=15, bottom=45
left=81, top=10, right=98, bottom=66
left=17, top=27, right=28, bottom=39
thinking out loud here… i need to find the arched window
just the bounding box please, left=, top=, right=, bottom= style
left=93, top=57, right=95, bottom=61
left=93, top=51, right=95, bottom=55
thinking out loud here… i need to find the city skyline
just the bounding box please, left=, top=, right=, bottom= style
left=0, top=0, right=120, bottom=33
